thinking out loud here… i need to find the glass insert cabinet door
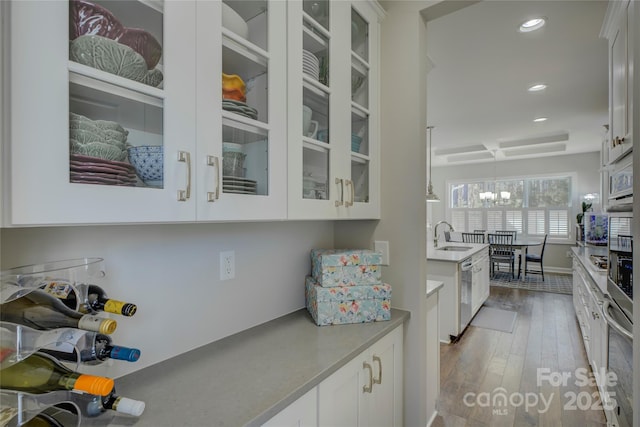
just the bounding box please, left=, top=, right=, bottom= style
left=351, top=5, right=371, bottom=206
left=68, top=0, right=165, bottom=190
left=301, top=0, right=332, bottom=203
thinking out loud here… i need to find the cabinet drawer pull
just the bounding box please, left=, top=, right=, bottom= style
left=362, top=361, right=373, bottom=393
left=335, top=178, right=344, bottom=207
left=206, top=155, right=220, bottom=202
left=345, top=179, right=354, bottom=207
left=373, top=355, right=382, bottom=385
left=177, top=151, right=192, bottom=202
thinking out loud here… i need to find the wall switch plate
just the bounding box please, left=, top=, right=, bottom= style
left=374, top=241, right=390, bottom=266
left=220, top=251, right=235, bottom=280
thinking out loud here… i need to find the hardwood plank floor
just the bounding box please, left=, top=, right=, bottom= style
left=432, top=286, right=608, bottom=427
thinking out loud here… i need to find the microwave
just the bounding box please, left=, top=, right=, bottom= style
left=608, top=155, right=633, bottom=210
left=607, top=214, right=633, bottom=320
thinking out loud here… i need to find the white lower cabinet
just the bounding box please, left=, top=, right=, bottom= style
left=471, top=248, right=490, bottom=316
left=264, top=325, right=403, bottom=427
left=572, top=257, right=608, bottom=403
left=262, top=388, right=318, bottom=427
left=317, top=325, right=403, bottom=427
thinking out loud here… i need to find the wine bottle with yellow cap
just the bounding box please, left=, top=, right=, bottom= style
left=41, top=283, right=137, bottom=317
left=0, top=290, right=117, bottom=335
left=0, top=352, right=114, bottom=396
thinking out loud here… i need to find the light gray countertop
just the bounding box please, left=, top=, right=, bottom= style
left=571, top=245, right=608, bottom=295
left=426, top=242, right=488, bottom=262
left=99, top=308, right=409, bottom=427
left=426, top=279, right=444, bottom=298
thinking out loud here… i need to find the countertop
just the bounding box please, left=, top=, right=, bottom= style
left=571, top=245, right=608, bottom=295
left=100, top=308, right=410, bottom=427
left=427, top=242, right=489, bottom=262
left=426, top=279, right=444, bottom=298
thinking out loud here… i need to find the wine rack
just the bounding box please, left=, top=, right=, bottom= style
left=0, top=258, right=142, bottom=426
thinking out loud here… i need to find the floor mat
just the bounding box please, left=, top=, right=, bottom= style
left=490, top=271, right=573, bottom=295
left=470, top=306, right=517, bottom=333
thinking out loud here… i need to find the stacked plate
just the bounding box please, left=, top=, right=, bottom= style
left=70, top=154, right=138, bottom=186
left=303, top=50, right=319, bottom=80
left=222, top=99, right=258, bottom=120
left=222, top=176, right=257, bottom=195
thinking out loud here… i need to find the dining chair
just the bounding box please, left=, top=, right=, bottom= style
left=487, top=233, right=515, bottom=280
left=473, top=229, right=486, bottom=233
left=519, top=234, right=548, bottom=281
left=462, top=232, right=485, bottom=243
left=495, top=230, right=516, bottom=239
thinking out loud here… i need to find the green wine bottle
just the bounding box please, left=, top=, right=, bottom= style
left=0, top=290, right=116, bottom=334
left=0, top=352, right=114, bottom=396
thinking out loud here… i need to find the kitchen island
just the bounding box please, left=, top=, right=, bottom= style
left=427, top=242, right=490, bottom=343
left=93, top=308, right=409, bottom=426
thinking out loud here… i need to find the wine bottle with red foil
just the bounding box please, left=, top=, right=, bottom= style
left=42, top=283, right=137, bottom=317
left=0, top=352, right=114, bottom=396
left=0, top=290, right=117, bottom=334
left=39, top=332, right=140, bottom=365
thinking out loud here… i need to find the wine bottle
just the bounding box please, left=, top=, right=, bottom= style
left=0, top=352, right=114, bottom=396
left=82, top=389, right=145, bottom=417
left=41, top=282, right=137, bottom=317
left=40, top=332, right=141, bottom=364
left=0, top=290, right=117, bottom=334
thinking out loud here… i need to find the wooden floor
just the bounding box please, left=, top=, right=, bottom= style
left=432, top=286, right=608, bottom=427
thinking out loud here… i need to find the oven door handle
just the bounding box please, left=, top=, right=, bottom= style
left=603, top=301, right=633, bottom=341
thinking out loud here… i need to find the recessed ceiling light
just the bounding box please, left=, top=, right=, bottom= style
left=519, top=17, right=546, bottom=33
left=528, top=83, right=547, bottom=92
left=533, top=117, right=548, bottom=122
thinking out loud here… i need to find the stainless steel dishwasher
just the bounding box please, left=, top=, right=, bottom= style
left=459, top=257, right=473, bottom=334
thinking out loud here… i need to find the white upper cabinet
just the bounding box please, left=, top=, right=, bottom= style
left=2, top=0, right=379, bottom=226
left=601, top=0, right=634, bottom=164
left=287, top=0, right=382, bottom=220
left=3, top=0, right=286, bottom=226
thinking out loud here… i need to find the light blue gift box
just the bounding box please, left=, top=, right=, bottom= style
left=311, top=249, right=382, bottom=288
left=305, top=276, right=391, bottom=326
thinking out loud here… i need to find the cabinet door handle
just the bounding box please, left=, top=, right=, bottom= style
left=206, top=155, right=220, bottom=202
left=372, top=355, right=382, bottom=385
left=362, top=361, right=373, bottom=393
left=345, top=179, right=354, bottom=207
left=177, top=151, right=192, bottom=202
left=335, top=178, right=344, bottom=207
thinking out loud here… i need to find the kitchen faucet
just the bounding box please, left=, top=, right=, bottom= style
left=434, top=221, right=454, bottom=248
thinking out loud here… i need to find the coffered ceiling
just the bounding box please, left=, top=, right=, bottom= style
left=425, top=0, right=609, bottom=166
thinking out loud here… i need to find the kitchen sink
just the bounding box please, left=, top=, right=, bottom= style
left=437, top=246, right=473, bottom=252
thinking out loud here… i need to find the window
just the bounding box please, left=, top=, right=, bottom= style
left=448, top=174, right=574, bottom=240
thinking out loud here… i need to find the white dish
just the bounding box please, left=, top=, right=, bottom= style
left=222, top=3, right=249, bottom=39
left=224, top=188, right=257, bottom=195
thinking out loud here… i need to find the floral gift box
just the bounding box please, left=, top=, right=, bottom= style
left=311, top=249, right=382, bottom=288
left=305, top=276, right=391, bottom=326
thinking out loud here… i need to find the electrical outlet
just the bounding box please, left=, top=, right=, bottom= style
left=374, top=241, right=390, bottom=266
left=220, top=251, right=235, bottom=280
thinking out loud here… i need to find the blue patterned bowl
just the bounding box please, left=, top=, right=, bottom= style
left=127, top=145, right=163, bottom=184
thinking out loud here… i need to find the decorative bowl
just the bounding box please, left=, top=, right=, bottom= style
left=69, top=0, right=162, bottom=69
left=69, top=35, right=164, bottom=87
left=127, top=145, right=163, bottom=184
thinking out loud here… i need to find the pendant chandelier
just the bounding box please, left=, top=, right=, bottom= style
left=479, top=150, right=510, bottom=203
